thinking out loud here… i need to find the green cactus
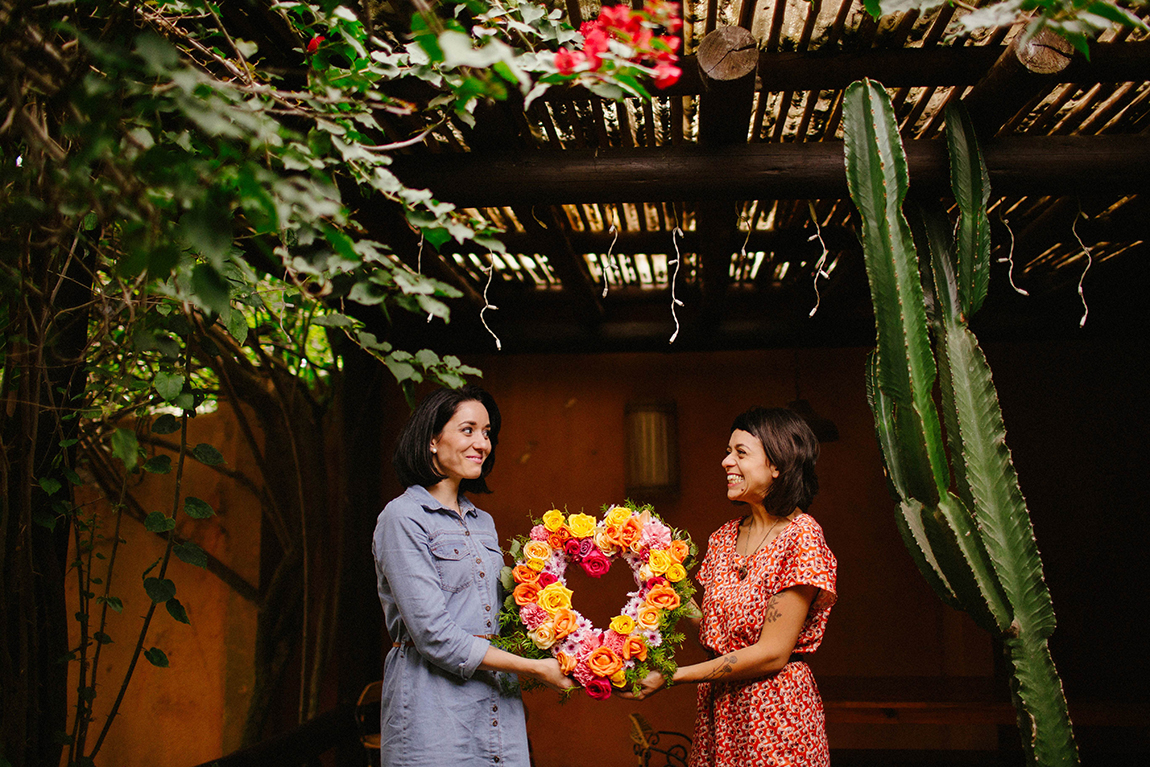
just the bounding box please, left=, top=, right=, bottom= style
left=844, top=79, right=1078, bottom=766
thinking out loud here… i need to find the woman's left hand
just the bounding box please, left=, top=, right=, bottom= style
left=617, top=670, right=667, bottom=700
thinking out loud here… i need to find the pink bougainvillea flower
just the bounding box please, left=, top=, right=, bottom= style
left=555, top=47, right=583, bottom=75
left=306, top=35, right=325, bottom=54
left=654, top=62, right=681, bottom=89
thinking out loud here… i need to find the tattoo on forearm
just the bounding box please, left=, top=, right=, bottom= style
left=765, top=595, right=782, bottom=624
left=702, top=653, right=737, bottom=680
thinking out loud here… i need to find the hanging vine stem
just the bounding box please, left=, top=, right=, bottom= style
left=997, top=214, right=1029, bottom=296
left=602, top=222, right=619, bottom=298
left=736, top=203, right=752, bottom=281
left=668, top=227, right=685, bottom=344
left=480, top=258, right=502, bottom=350
left=806, top=202, right=831, bottom=317
left=1071, top=202, right=1093, bottom=328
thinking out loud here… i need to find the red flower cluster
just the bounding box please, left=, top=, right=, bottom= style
left=306, top=35, right=325, bottom=54
left=556, top=1, right=682, bottom=89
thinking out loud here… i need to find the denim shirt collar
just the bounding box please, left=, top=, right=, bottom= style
left=403, top=484, right=478, bottom=518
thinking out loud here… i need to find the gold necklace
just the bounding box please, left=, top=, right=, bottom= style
left=735, top=516, right=784, bottom=581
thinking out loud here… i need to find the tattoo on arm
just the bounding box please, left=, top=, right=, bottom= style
left=765, top=595, right=782, bottom=624
left=702, top=653, right=737, bottom=680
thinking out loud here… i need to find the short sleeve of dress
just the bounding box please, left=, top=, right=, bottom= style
left=770, top=515, right=837, bottom=614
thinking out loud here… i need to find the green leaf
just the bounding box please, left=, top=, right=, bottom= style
left=32, top=507, right=57, bottom=531
left=143, top=577, right=176, bottom=603
left=223, top=305, right=248, bottom=345
left=174, top=541, right=208, bottom=568
left=96, top=595, right=123, bottom=613
left=190, top=264, right=231, bottom=316
left=94, top=631, right=113, bottom=645
left=191, top=443, right=225, bottom=466
left=144, top=647, right=170, bottom=668
left=153, top=372, right=185, bottom=402
left=39, top=477, right=62, bottom=496
left=180, top=202, right=232, bottom=266
left=152, top=414, right=181, bottom=434
left=143, top=455, right=172, bottom=474
left=166, top=598, right=191, bottom=624
left=144, top=512, right=176, bottom=533
left=110, top=428, right=139, bottom=471
left=63, top=467, right=83, bottom=486
left=183, top=497, right=215, bottom=519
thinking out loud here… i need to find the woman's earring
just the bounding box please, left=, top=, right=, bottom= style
left=431, top=446, right=437, bottom=453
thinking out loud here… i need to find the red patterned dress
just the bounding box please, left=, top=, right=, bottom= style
left=690, top=513, right=837, bottom=767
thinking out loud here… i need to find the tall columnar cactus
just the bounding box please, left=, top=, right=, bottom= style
left=843, top=79, right=1078, bottom=767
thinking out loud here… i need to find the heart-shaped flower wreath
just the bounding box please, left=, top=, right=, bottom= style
left=496, top=501, right=697, bottom=699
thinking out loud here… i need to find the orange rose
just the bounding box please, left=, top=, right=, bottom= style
left=513, top=581, right=541, bottom=606
left=669, top=540, right=690, bottom=563
left=645, top=583, right=681, bottom=611
left=586, top=646, right=624, bottom=678
left=622, top=634, right=648, bottom=662
left=619, top=517, right=642, bottom=548
left=557, top=651, right=576, bottom=675
left=546, top=531, right=567, bottom=550
left=512, top=565, right=540, bottom=585
left=636, top=604, right=661, bottom=630
left=552, top=607, right=578, bottom=639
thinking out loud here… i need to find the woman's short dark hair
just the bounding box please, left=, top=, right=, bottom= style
left=393, top=385, right=501, bottom=494
left=731, top=407, right=819, bottom=514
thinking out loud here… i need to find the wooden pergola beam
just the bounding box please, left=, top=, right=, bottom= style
left=535, top=42, right=1150, bottom=100
left=391, top=136, right=1150, bottom=206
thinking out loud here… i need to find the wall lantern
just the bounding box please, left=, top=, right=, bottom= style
left=625, top=400, right=680, bottom=499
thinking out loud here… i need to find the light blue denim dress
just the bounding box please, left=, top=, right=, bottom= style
left=372, top=485, right=528, bottom=767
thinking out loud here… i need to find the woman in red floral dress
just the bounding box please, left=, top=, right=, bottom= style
left=625, top=407, right=837, bottom=767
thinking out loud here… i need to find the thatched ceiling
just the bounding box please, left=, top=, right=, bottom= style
left=376, top=1, right=1149, bottom=353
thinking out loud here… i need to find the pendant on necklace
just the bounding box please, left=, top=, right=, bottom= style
left=736, top=565, right=748, bottom=581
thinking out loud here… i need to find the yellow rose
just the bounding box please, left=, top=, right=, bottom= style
left=647, top=549, right=672, bottom=575
left=566, top=513, right=597, bottom=538
left=536, top=582, right=574, bottom=614
left=609, top=615, right=635, bottom=635
left=610, top=668, right=628, bottom=688
left=665, top=563, right=688, bottom=582
left=528, top=621, right=559, bottom=650
left=636, top=604, right=661, bottom=630
left=526, top=558, right=546, bottom=572
left=604, top=505, right=631, bottom=526
left=523, top=540, right=551, bottom=561
left=542, top=509, right=566, bottom=532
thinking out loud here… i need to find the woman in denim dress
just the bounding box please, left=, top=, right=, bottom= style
left=373, top=385, right=572, bottom=767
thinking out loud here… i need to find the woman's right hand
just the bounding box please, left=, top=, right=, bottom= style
left=531, top=657, right=576, bottom=692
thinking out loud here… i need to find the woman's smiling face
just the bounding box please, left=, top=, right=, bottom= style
left=431, top=400, right=492, bottom=483
left=722, top=428, right=779, bottom=505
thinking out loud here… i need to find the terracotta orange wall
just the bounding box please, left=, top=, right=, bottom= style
left=64, top=410, right=262, bottom=767
left=378, top=347, right=999, bottom=765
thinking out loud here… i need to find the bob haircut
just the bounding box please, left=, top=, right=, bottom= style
left=393, top=385, right=501, bottom=494
left=730, top=407, right=819, bottom=515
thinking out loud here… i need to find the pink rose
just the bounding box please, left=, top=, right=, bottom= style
left=585, top=677, right=613, bottom=700
left=520, top=603, right=547, bottom=629
left=577, top=538, right=596, bottom=559
left=564, top=538, right=582, bottom=560
left=580, top=548, right=612, bottom=578
left=536, top=572, right=558, bottom=587
left=529, top=525, right=549, bottom=541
